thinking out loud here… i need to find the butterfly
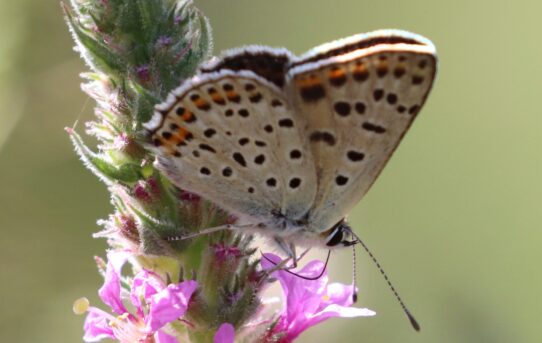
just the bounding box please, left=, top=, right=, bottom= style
left=144, top=29, right=437, bottom=259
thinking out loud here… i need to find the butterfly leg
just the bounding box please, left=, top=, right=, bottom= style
left=296, top=247, right=312, bottom=263
left=273, top=237, right=304, bottom=269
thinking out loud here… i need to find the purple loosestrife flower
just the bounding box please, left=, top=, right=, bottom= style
left=261, top=254, right=375, bottom=342
left=83, top=251, right=198, bottom=342
left=214, top=323, right=235, bottom=343
left=156, top=35, right=174, bottom=48
left=135, top=64, right=151, bottom=83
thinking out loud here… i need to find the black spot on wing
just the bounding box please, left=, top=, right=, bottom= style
left=238, top=109, right=250, bottom=118
left=233, top=152, right=247, bottom=167
left=373, top=89, right=384, bottom=101
left=289, top=178, right=301, bottom=189
left=222, top=167, right=233, bottom=177
left=334, top=102, right=351, bottom=116
left=254, top=154, right=266, bottom=165
left=335, top=175, right=349, bottom=186
left=271, top=99, right=283, bottom=107
left=355, top=102, right=366, bottom=114
left=310, top=131, right=336, bottom=146
left=290, top=149, right=302, bottom=159
left=347, top=150, right=365, bottom=162
left=377, top=63, right=388, bottom=77
left=278, top=118, right=294, bottom=128
left=199, top=144, right=216, bottom=153
left=300, top=84, right=326, bottom=102
left=362, top=122, right=386, bottom=134
left=249, top=93, right=263, bottom=103
left=266, top=178, right=277, bottom=187
left=204, top=128, right=216, bottom=138
left=394, top=66, right=406, bottom=78
left=409, top=105, right=421, bottom=115
left=386, top=93, right=398, bottom=105
left=412, top=75, right=424, bottom=85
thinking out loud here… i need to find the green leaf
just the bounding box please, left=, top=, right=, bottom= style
left=135, top=0, right=161, bottom=43
left=129, top=79, right=161, bottom=125
left=63, top=4, right=126, bottom=76
left=172, top=6, right=213, bottom=81
left=195, top=7, right=213, bottom=61
left=128, top=202, right=185, bottom=256
left=68, top=128, right=141, bottom=183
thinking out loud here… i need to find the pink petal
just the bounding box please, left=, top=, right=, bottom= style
left=98, top=250, right=130, bottom=315
left=321, top=283, right=356, bottom=308
left=214, top=323, right=235, bottom=343
left=281, top=304, right=374, bottom=342
left=260, top=253, right=280, bottom=273
left=317, top=304, right=376, bottom=318
left=83, top=308, right=115, bottom=342
left=145, top=280, right=198, bottom=332
left=155, top=330, right=180, bottom=343
left=261, top=254, right=328, bottom=322
left=130, top=270, right=165, bottom=313
left=261, top=252, right=375, bottom=342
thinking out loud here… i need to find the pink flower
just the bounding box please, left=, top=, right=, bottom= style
left=83, top=251, right=198, bottom=342
left=157, top=35, right=174, bottom=47
left=135, top=64, right=151, bottom=82
left=214, top=323, right=235, bottom=343
left=261, top=254, right=375, bottom=342
left=212, top=243, right=242, bottom=263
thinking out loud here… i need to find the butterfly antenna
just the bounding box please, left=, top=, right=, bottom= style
left=167, top=224, right=234, bottom=241
left=351, top=243, right=358, bottom=303
left=260, top=250, right=331, bottom=281
left=350, top=231, right=420, bottom=331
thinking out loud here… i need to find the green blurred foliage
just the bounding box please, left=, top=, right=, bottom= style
left=1, top=0, right=541, bottom=342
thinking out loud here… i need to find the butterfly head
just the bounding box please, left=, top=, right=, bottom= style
left=322, top=219, right=357, bottom=248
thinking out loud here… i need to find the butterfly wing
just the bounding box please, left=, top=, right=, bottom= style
left=198, top=45, right=293, bottom=89
left=145, top=31, right=437, bottom=241
left=144, top=66, right=317, bottom=223
left=286, top=30, right=437, bottom=231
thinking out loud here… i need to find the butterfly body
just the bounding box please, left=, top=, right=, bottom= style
left=145, top=30, right=437, bottom=252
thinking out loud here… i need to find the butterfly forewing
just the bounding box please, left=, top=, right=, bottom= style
left=287, top=40, right=436, bottom=231
left=145, top=70, right=317, bottom=222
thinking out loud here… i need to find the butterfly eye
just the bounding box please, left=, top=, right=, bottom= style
left=324, top=224, right=345, bottom=247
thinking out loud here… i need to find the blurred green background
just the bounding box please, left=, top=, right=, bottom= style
left=1, top=0, right=541, bottom=342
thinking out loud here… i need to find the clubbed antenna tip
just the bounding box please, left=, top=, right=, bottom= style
left=349, top=229, right=421, bottom=332
left=407, top=311, right=420, bottom=331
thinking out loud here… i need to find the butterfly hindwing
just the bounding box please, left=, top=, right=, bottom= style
left=286, top=32, right=437, bottom=231
left=199, top=46, right=293, bottom=89
left=145, top=69, right=317, bottom=222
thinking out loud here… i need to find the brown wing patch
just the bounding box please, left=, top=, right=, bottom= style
left=200, top=48, right=292, bottom=88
